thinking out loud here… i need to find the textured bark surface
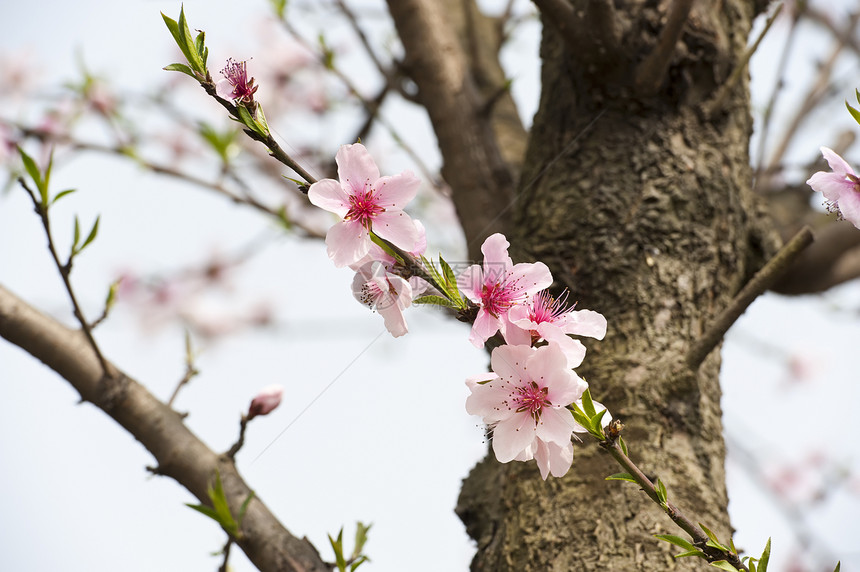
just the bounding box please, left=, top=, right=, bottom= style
left=457, top=1, right=764, bottom=570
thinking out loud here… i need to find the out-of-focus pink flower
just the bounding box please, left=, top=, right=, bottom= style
left=505, top=290, right=607, bottom=367
left=807, top=147, right=860, bottom=229
left=458, top=233, right=552, bottom=348
left=216, top=59, right=259, bottom=105
left=465, top=343, right=586, bottom=471
left=308, top=143, right=420, bottom=268
left=352, top=261, right=413, bottom=337
left=247, top=384, right=283, bottom=419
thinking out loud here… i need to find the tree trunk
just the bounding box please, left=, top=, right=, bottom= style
left=457, top=2, right=766, bottom=569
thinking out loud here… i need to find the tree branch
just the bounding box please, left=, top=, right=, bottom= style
left=0, top=284, right=328, bottom=572
left=686, top=226, right=814, bottom=370
left=634, top=0, right=694, bottom=96
left=386, top=0, right=518, bottom=258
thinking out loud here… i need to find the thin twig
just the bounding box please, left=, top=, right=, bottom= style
left=167, top=331, right=199, bottom=408
left=704, top=3, right=784, bottom=117
left=634, top=0, right=694, bottom=96
left=226, top=416, right=249, bottom=460
left=334, top=0, right=388, bottom=77
left=19, top=177, right=111, bottom=376
left=685, top=226, right=814, bottom=370
left=600, top=427, right=750, bottom=571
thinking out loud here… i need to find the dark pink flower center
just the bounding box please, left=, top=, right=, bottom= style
left=530, top=290, right=573, bottom=324
left=221, top=59, right=258, bottom=103
left=481, top=281, right=516, bottom=317
left=345, top=186, right=385, bottom=229
left=514, top=380, right=550, bottom=418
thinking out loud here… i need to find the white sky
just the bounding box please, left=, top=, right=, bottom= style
left=1, top=1, right=859, bottom=571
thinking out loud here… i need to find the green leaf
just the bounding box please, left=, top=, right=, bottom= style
left=105, top=279, right=120, bottom=312
left=834, top=561, right=841, bottom=572
left=413, top=295, right=458, bottom=308
left=17, top=146, right=46, bottom=204
left=186, top=502, right=221, bottom=522
left=328, top=528, right=347, bottom=571
left=758, top=537, right=771, bottom=572
left=51, top=188, right=77, bottom=205
left=177, top=5, right=205, bottom=73
left=654, top=534, right=696, bottom=551
left=72, top=216, right=81, bottom=253
left=238, top=491, right=255, bottom=524
left=655, top=478, right=668, bottom=504
left=606, top=472, right=638, bottom=484
left=619, top=436, right=628, bottom=456
left=699, top=522, right=729, bottom=552
left=350, top=555, right=369, bottom=572
left=352, top=521, right=371, bottom=559
left=581, top=388, right=597, bottom=417
left=709, top=561, right=740, bottom=571
left=44, top=150, right=54, bottom=195
left=163, top=62, right=198, bottom=80
left=438, top=256, right=463, bottom=303
left=674, top=549, right=707, bottom=559
left=255, top=103, right=271, bottom=136
left=846, top=100, right=860, bottom=126
left=78, top=215, right=100, bottom=253
left=269, top=0, right=287, bottom=19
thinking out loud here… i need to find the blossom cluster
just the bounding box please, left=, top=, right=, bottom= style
left=309, top=143, right=609, bottom=479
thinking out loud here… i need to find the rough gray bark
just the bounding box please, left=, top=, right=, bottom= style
left=454, top=2, right=768, bottom=570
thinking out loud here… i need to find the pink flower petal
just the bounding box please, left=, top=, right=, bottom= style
left=807, top=172, right=853, bottom=202
left=493, top=413, right=538, bottom=462
left=326, top=220, right=370, bottom=267
left=481, top=233, right=514, bottom=270
left=820, top=146, right=854, bottom=178
left=308, top=178, right=350, bottom=217
left=336, top=143, right=380, bottom=192
left=372, top=209, right=419, bottom=251
left=373, top=172, right=421, bottom=210
left=469, top=308, right=502, bottom=347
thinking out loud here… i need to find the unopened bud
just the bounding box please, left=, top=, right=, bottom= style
left=247, top=384, right=283, bottom=419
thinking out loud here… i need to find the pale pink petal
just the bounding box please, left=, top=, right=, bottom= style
left=307, top=178, right=351, bottom=217
left=490, top=345, right=533, bottom=383
left=820, top=146, right=854, bottom=178
left=533, top=440, right=574, bottom=479
left=336, top=143, right=379, bottom=191
left=372, top=209, right=419, bottom=251
left=807, top=172, right=854, bottom=201
left=411, top=220, right=427, bottom=256
left=469, top=308, right=502, bottom=347
left=536, top=407, right=578, bottom=446
left=539, top=326, right=587, bottom=368
left=378, top=301, right=409, bottom=336
left=215, top=79, right=235, bottom=100
left=481, top=233, right=514, bottom=271
left=493, top=413, right=538, bottom=462
left=508, top=261, right=553, bottom=297
left=326, top=220, right=369, bottom=267
left=502, top=319, right=532, bottom=346
left=558, top=309, right=608, bottom=339
left=373, top=171, right=420, bottom=210
left=837, top=191, right=860, bottom=228
left=466, top=384, right=513, bottom=423
left=465, top=371, right=498, bottom=391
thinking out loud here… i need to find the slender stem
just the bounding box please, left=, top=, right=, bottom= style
left=19, top=178, right=111, bottom=376
left=685, top=225, right=814, bottom=370
left=226, top=416, right=249, bottom=460
left=600, top=434, right=750, bottom=571
left=704, top=3, right=783, bottom=116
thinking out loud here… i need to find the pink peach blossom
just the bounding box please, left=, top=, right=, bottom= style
left=465, top=343, right=587, bottom=465
left=807, top=146, right=860, bottom=229
left=309, top=144, right=420, bottom=268
left=458, top=233, right=552, bottom=348
left=506, top=290, right=607, bottom=367
left=352, top=261, right=413, bottom=337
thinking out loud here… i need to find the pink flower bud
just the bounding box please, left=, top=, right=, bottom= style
left=247, top=384, right=283, bottom=419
